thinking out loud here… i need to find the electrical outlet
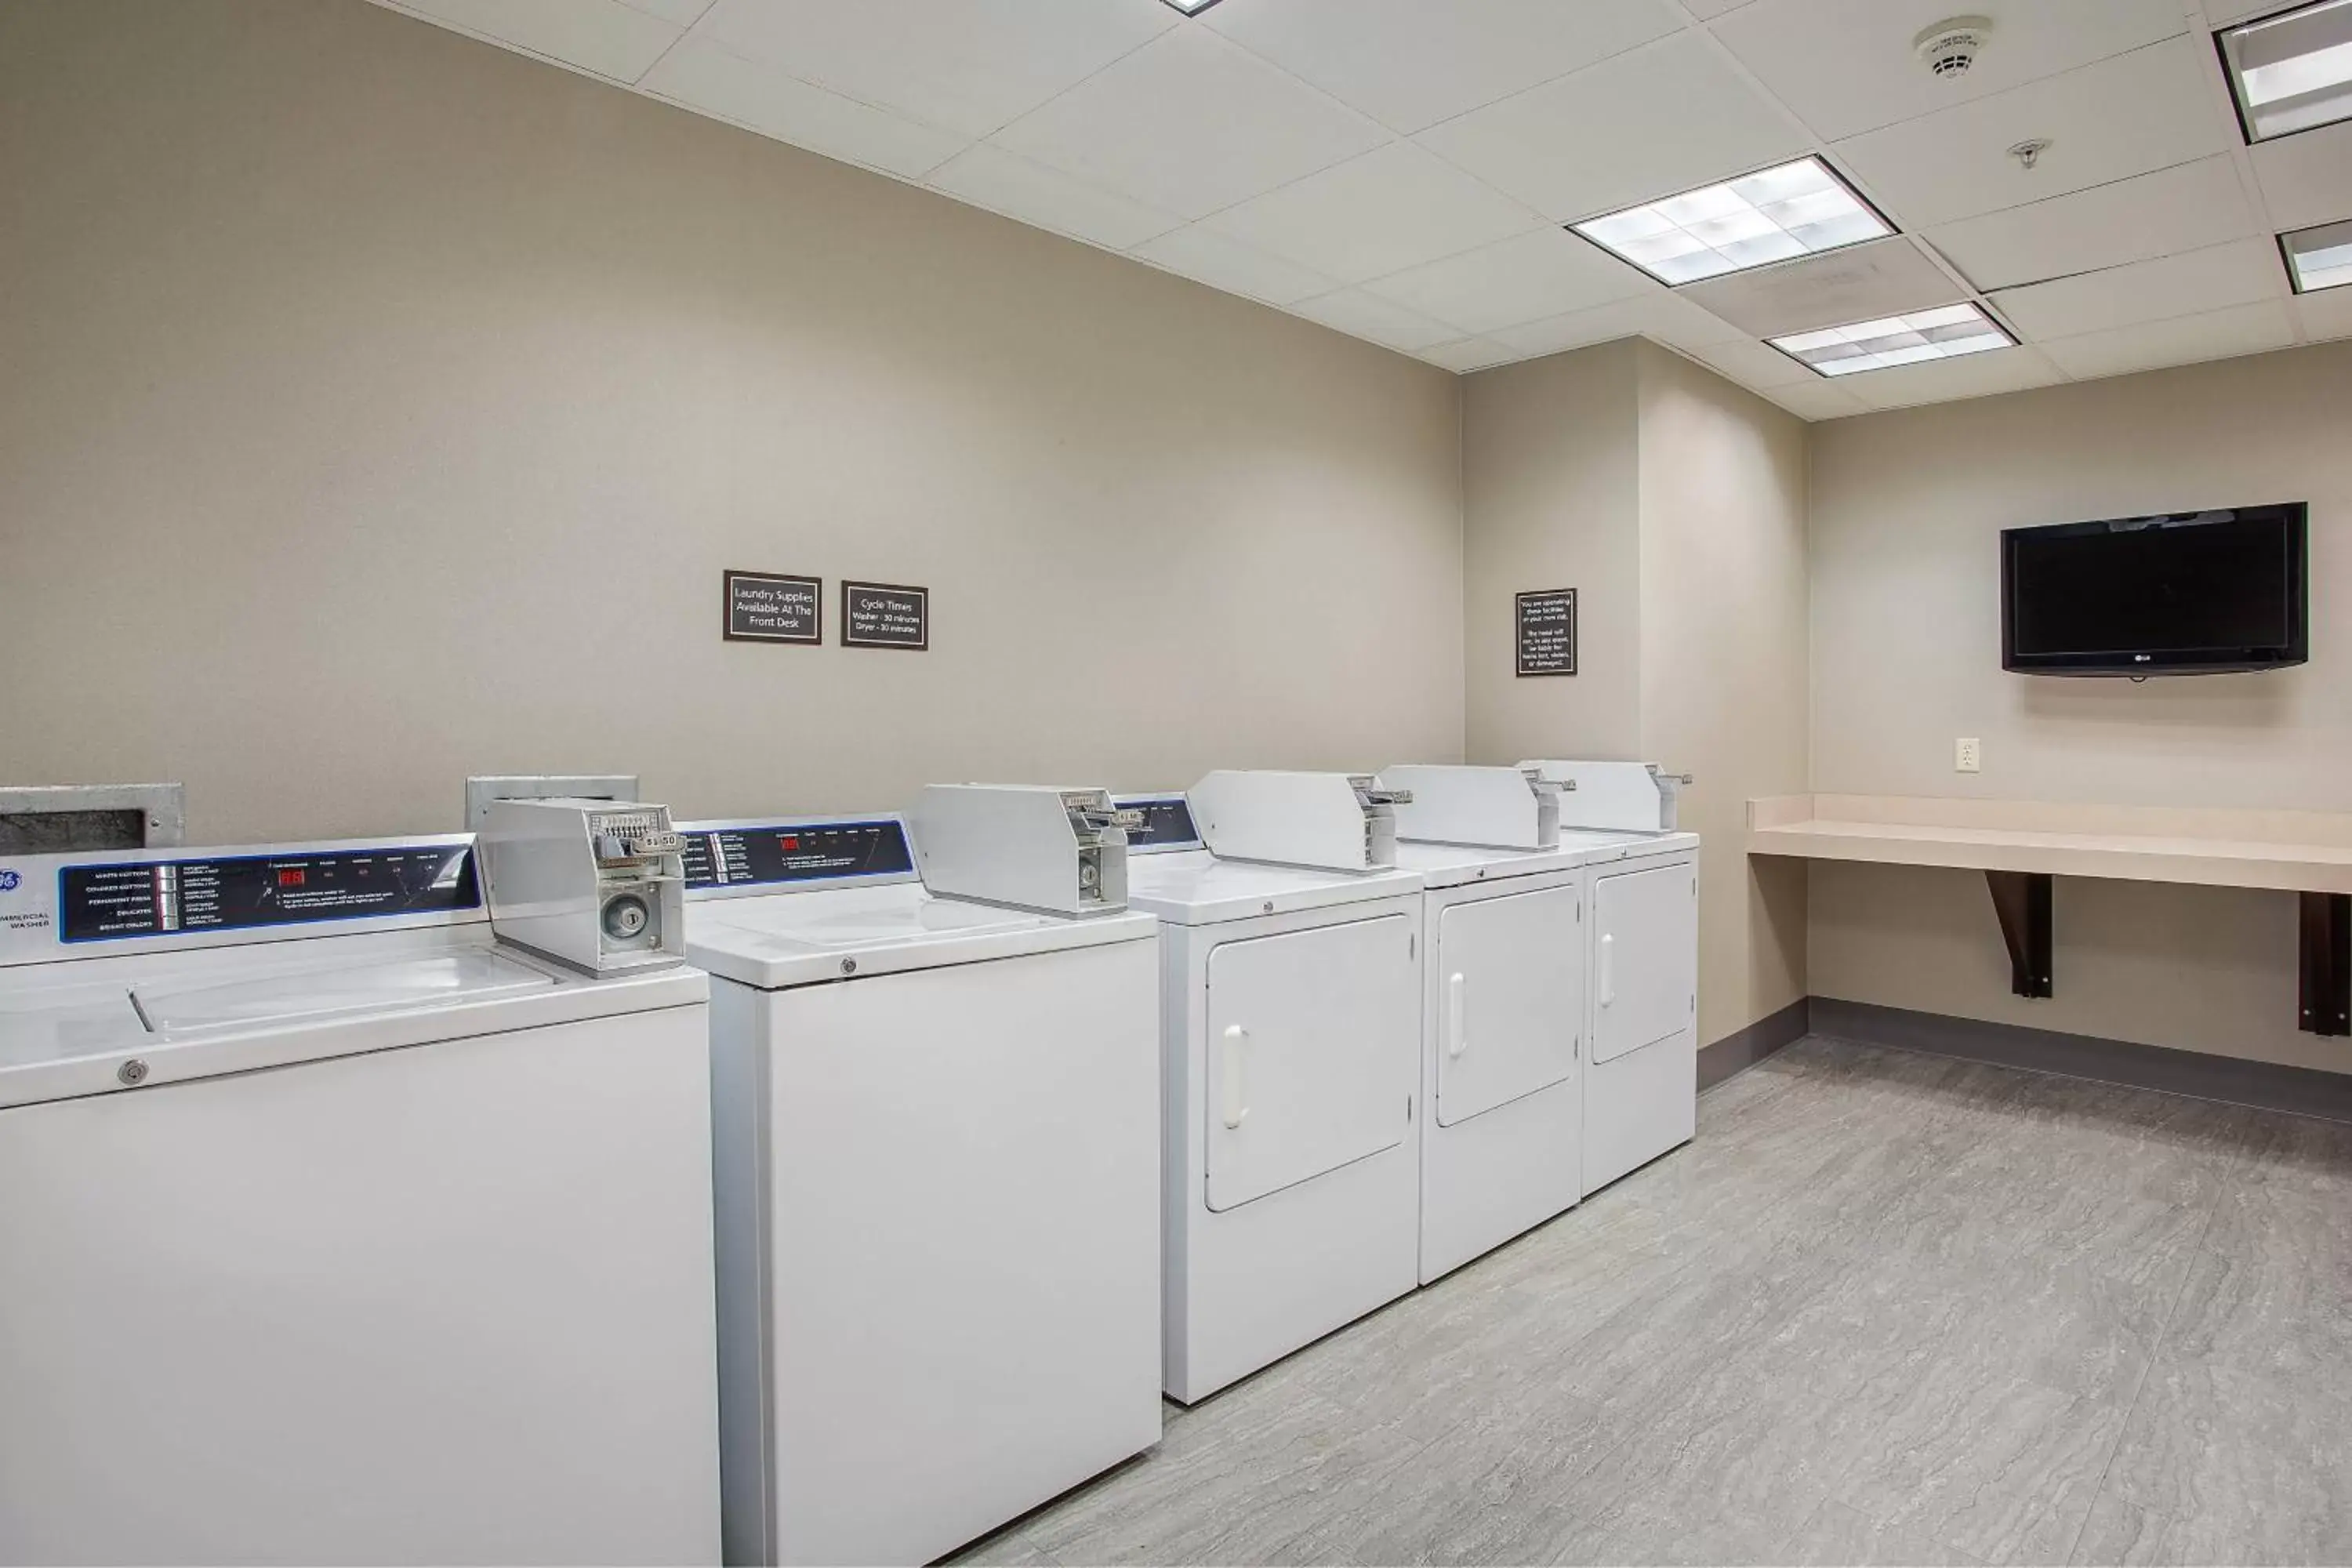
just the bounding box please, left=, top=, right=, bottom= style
left=1955, top=737, right=1981, bottom=773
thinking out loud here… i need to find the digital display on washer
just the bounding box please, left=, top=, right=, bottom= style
left=59, top=844, right=479, bottom=943
left=681, top=819, right=913, bottom=890
left=1116, top=796, right=1200, bottom=851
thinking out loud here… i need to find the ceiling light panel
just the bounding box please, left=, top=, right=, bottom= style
left=1570, top=157, right=1892, bottom=285
left=2283, top=217, right=2352, bottom=289
left=1770, top=303, right=2016, bottom=376
left=2220, top=0, right=2352, bottom=141
left=1160, top=0, right=1222, bottom=12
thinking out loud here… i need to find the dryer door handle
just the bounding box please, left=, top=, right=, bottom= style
left=1446, top=972, right=1468, bottom=1058
left=1599, top=932, right=1616, bottom=1007
left=1221, top=1024, right=1249, bottom=1129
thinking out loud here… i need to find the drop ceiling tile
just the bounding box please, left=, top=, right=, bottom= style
left=1679, top=335, right=1817, bottom=388
left=1360, top=227, right=1652, bottom=335
left=987, top=25, right=1388, bottom=222
left=2249, top=122, right=2352, bottom=233
left=1711, top=0, right=2189, bottom=143
left=383, top=0, right=684, bottom=82
left=1129, top=227, right=1338, bottom=306
left=1989, top=238, right=2286, bottom=339
left=1686, top=0, right=1761, bottom=16
left=1832, top=38, right=2229, bottom=230
left=2202, top=0, right=2280, bottom=24
left=1287, top=289, right=1460, bottom=352
left=1489, top=285, right=1746, bottom=358
left=641, top=38, right=969, bottom=177
left=2294, top=288, right=2352, bottom=342
left=925, top=145, right=1181, bottom=250
left=1417, top=337, right=1521, bottom=373
left=1416, top=33, right=1808, bottom=223
left=1762, top=377, right=1868, bottom=419
left=1198, top=142, right=1543, bottom=285
left=2038, top=300, right=2297, bottom=379
left=1926, top=156, right=2259, bottom=292
left=689, top=0, right=1174, bottom=140
left=1835, top=345, right=2067, bottom=410
left=1678, top=235, right=1965, bottom=338
left=619, top=0, right=713, bottom=24
left=1201, top=0, right=1681, bottom=135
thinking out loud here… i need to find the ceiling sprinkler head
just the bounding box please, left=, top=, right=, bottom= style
left=2009, top=138, right=2052, bottom=170
left=1915, top=16, right=1993, bottom=78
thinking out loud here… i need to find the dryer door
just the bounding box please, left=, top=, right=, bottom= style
left=1434, top=884, right=1581, bottom=1127
left=1591, top=859, right=1697, bottom=1065
left=1203, top=913, right=1416, bottom=1214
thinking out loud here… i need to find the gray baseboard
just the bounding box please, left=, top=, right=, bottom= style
left=1809, top=996, right=2352, bottom=1125
left=1697, top=997, right=1811, bottom=1092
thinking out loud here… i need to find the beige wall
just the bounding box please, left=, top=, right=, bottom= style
left=1457, top=340, right=1809, bottom=1047
left=1461, top=341, right=1642, bottom=767
left=1807, top=342, right=2352, bottom=1071
left=0, top=0, right=1465, bottom=845
left=1635, top=344, right=1810, bottom=1048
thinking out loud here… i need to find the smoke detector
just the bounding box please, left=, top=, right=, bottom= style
left=1915, top=16, right=1993, bottom=78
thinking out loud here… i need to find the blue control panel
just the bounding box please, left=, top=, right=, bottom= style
left=679, top=819, right=913, bottom=891
left=1115, top=796, right=1201, bottom=852
left=60, top=844, right=479, bottom=944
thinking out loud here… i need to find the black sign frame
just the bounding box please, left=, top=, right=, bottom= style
left=840, top=580, right=930, bottom=652
left=1515, top=587, right=1577, bottom=677
left=724, top=570, right=823, bottom=645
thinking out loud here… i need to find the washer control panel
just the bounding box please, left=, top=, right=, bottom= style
left=58, top=844, right=478, bottom=944
left=678, top=819, right=915, bottom=893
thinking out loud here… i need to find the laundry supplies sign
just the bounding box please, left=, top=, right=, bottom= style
left=724, top=571, right=822, bottom=644
left=1515, top=588, right=1577, bottom=677
left=841, top=581, right=929, bottom=651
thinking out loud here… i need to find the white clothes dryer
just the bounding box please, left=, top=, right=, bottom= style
left=1380, top=764, right=1588, bottom=1283
left=1118, top=789, right=1423, bottom=1404
left=1522, top=760, right=1703, bottom=1196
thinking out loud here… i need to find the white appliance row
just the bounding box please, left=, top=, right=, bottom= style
left=0, top=764, right=1696, bottom=1566
left=1123, top=763, right=1698, bottom=1404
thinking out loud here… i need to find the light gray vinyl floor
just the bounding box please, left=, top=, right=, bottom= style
left=954, top=1036, right=2352, bottom=1567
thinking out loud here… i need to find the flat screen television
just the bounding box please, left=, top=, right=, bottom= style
left=2001, top=504, right=2308, bottom=676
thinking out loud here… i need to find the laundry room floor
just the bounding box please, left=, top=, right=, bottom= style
left=953, top=1036, right=2352, bottom=1567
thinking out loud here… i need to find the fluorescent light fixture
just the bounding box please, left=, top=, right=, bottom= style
left=2282, top=218, right=2352, bottom=291
left=1769, top=303, right=2016, bottom=377
left=2219, top=0, right=2352, bottom=141
left=1158, top=0, right=1223, bottom=12
left=1569, top=156, right=1893, bottom=286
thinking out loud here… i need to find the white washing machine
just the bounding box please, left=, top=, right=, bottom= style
left=1521, top=760, right=1703, bottom=1196
left=0, top=816, right=720, bottom=1566
left=681, top=788, right=1162, bottom=1568
left=1377, top=765, right=1586, bottom=1283
left=1118, top=779, right=1423, bottom=1404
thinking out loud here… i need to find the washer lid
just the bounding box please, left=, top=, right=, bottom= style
left=131, top=949, right=554, bottom=1035
left=1394, top=841, right=1580, bottom=889
left=1123, top=850, right=1423, bottom=926
left=0, top=931, right=706, bottom=1111
left=685, top=881, right=1156, bottom=989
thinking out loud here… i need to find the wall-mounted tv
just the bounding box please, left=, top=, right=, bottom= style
left=2001, top=504, right=2309, bottom=677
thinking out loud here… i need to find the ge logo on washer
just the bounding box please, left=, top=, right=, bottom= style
left=0, top=870, right=20, bottom=893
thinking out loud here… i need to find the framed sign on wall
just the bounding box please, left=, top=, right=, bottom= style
left=724, top=570, right=822, bottom=644
left=1515, top=587, right=1576, bottom=677
left=841, top=580, right=929, bottom=651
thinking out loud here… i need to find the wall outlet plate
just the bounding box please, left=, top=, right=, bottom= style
left=1955, top=738, right=1981, bottom=773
